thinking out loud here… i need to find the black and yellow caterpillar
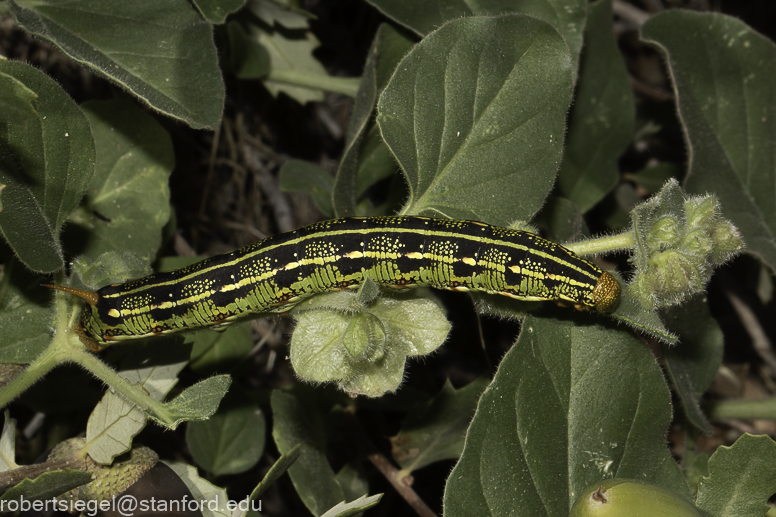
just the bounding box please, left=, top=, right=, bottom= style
left=48, top=216, right=621, bottom=351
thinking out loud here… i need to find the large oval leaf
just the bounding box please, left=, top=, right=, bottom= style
left=365, top=0, right=586, bottom=78
left=378, top=15, right=574, bottom=227
left=9, top=0, right=224, bottom=130
left=443, top=314, right=688, bottom=516
left=66, top=99, right=174, bottom=262
left=0, top=60, right=94, bottom=273
left=642, top=11, right=776, bottom=272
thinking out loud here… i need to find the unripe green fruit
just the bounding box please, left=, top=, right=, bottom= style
left=570, top=479, right=701, bottom=517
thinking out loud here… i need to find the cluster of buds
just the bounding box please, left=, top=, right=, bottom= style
left=628, top=179, right=743, bottom=310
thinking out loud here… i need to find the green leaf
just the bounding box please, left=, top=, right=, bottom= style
left=112, top=338, right=190, bottom=402
left=641, top=11, right=776, bottom=273
left=247, top=0, right=312, bottom=30
left=532, top=196, right=584, bottom=244
left=186, top=393, right=266, bottom=477
left=9, top=0, right=224, bottom=129
left=390, top=377, right=488, bottom=477
left=155, top=375, right=232, bottom=429
left=378, top=15, right=573, bottom=226
left=443, top=314, right=688, bottom=516
left=320, top=494, right=383, bottom=517
left=290, top=290, right=450, bottom=396
left=0, top=69, right=38, bottom=127
left=557, top=0, right=634, bottom=212
left=661, top=296, right=723, bottom=435
left=85, top=391, right=146, bottom=465
left=271, top=389, right=345, bottom=516
left=0, top=257, right=53, bottom=363
left=0, top=60, right=95, bottom=273
left=0, top=411, right=17, bottom=470
left=189, top=324, right=254, bottom=375
left=72, top=251, right=153, bottom=291
left=164, top=461, right=231, bottom=517
left=696, top=434, right=776, bottom=516
left=244, top=443, right=301, bottom=517
left=0, top=469, right=92, bottom=502
left=365, top=0, right=586, bottom=79
left=334, top=462, right=369, bottom=505
left=610, top=271, right=678, bottom=345
left=84, top=340, right=190, bottom=463
left=279, top=159, right=334, bottom=217
left=333, top=23, right=415, bottom=217
left=227, top=21, right=271, bottom=79
left=68, top=100, right=174, bottom=262
left=246, top=21, right=327, bottom=104
left=192, top=0, right=246, bottom=24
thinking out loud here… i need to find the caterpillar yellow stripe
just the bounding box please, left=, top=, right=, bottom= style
left=47, top=216, right=621, bottom=351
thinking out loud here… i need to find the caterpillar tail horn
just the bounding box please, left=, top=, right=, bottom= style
left=42, top=284, right=104, bottom=352
left=42, top=284, right=99, bottom=306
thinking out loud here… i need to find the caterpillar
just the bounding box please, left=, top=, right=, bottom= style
left=47, top=216, right=621, bottom=351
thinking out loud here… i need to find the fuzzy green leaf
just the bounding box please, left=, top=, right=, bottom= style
left=0, top=411, right=17, bottom=471
left=661, top=296, right=723, bottom=435
left=321, top=494, right=383, bottom=517
left=557, top=0, right=634, bottom=212
left=0, top=469, right=92, bottom=503
left=333, top=23, right=414, bottom=217
left=271, top=389, right=345, bottom=516
left=0, top=61, right=95, bottom=273
left=391, top=377, right=488, bottom=476
left=279, top=160, right=334, bottom=217
left=379, top=15, right=573, bottom=226
left=365, top=0, right=586, bottom=79
left=290, top=291, right=450, bottom=396
left=696, top=434, right=776, bottom=516
left=192, top=0, right=246, bottom=24
left=67, top=100, right=174, bottom=262
left=154, top=375, right=232, bottom=429
left=165, top=461, right=231, bottom=517
left=443, top=314, right=688, bottom=516
left=0, top=257, right=53, bottom=363
left=85, top=391, right=146, bottom=465
left=642, top=11, right=776, bottom=273
left=0, top=70, right=38, bottom=127
left=9, top=0, right=224, bottom=129
left=186, top=394, right=266, bottom=477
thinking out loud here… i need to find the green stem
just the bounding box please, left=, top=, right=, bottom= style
left=266, top=69, right=361, bottom=97
left=565, top=230, right=636, bottom=256
left=66, top=346, right=173, bottom=426
left=0, top=344, right=64, bottom=409
left=707, top=398, right=776, bottom=421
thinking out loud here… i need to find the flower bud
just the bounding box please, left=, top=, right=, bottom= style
left=648, top=216, right=681, bottom=250
left=685, top=196, right=719, bottom=229
left=709, top=221, right=745, bottom=264
left=681, top=228, right=713, bottom=256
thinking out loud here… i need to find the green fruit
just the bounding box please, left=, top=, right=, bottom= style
left=570, top=479, right=701, bottom=517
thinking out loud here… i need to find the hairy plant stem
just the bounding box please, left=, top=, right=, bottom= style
left=707, top=397, right=776, bottom=421
left=0, top=344, right=64, bottom=410
left=565, top=230, right=636, bottom=256
left=0, top=290, right=174, bottom=427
